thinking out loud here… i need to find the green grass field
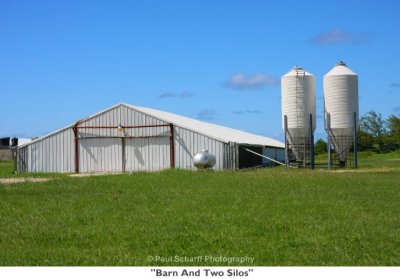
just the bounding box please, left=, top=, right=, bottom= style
left=0, top=151, right=400, bottom=266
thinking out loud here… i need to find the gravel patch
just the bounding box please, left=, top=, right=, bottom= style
left=0, top=178, right=52, bottom=185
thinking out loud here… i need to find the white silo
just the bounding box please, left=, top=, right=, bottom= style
left=324, top=61, right=359, bottom=166
left=281, top=66, right=316, bottom=167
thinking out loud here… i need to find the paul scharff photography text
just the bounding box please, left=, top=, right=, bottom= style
left=147, top=255, right=255, bottom=264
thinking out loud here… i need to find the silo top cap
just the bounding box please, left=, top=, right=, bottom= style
left=336, top=61, right=347, bottom=66
left=325, top=62, right=357, bottom=76
left=282, top=66, right=314, bottom=77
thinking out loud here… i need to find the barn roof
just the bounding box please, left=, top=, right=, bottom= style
left=18, top=103, right=284, bottom=149
left=124, top=103, right=284, bottom=148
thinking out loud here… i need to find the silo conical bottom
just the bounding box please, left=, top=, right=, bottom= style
left=329, top=128, right=354, bottom=163
left=286, top=128, right=312, bottom=166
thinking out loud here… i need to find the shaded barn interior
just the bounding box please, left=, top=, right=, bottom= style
left=238, top=145, right=263, bottom=169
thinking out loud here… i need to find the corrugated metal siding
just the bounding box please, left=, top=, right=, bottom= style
left=78, top=105, right=170, bottom=138
left=17, top=128, right=74, bottom=173
left=174, top=126, right=225, bottom=170
left=79, top=138, right=122, bottom=173
left=125, top=137, right=170, bottom=172
left=16, top=145, right=29, bottom=172
left=16, top=105, right=174, bottom=173
left=276, top=148, right=285, bottom=162
left=262, top=147, right=277, bottom=165
left=76, top=105, right=171, bottom=173
left=223, top=142, right=237, bottom=170
left=262, top=147, right=286, bottom=165
left=16, top=104, right=247, bottom=173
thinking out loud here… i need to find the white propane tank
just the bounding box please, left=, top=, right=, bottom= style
left=193, top=149, right=216, bottom=169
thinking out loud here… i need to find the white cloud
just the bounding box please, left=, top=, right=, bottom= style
left=232, top=109, right=262, bottom=114
left=225, top=73, right=279, bottom=90
left=159, top=92, right=175, bottom=98
left=309, top=28, right=372, bottom=45
left=197, top=109, right=216, bottom=120
left=179, top=91, right=194, bottom=98
left=159, top=91, right=194, bottom=98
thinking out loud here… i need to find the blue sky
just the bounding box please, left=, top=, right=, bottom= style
left=1, top=0, right=399, bottom=141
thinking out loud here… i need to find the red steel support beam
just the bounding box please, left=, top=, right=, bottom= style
left=74, top=121, right=174, bottom=171
left=76, top=124, right=171, bottom=129
left=121, top=137, right=126, bottom=173
left=72, top=125, right=79, bottom=173
left=169, top=123, right=175, bottom=169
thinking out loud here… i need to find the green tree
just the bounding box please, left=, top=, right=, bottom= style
left=360, top=110, right=387, bottom=151
left=314, top=139, right=328, bottom=155
left=386, top=114, right=400, bottom=146
left=358, top=129, right=375, bottom=150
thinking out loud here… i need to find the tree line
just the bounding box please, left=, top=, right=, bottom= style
left=315, top=110, right=400, bottom=154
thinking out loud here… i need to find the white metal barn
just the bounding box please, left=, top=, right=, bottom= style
left=16, top=103, right=284, bottom=173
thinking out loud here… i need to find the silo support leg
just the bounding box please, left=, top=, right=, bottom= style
left=284, top=115, right=289, bottom=168
left=309, top=114, right=314, bottom=170
left=327, top=113, right=332, bottom=170
left=354, top=112, right=358, bottom=169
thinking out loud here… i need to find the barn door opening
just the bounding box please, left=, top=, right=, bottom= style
left=238, top=145, right=263, bottom=169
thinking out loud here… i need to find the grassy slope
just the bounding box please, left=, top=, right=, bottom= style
left=0, top=152, right=400, bottom=266
left=0, top=160, right=64, bottom=179
left=314, top=150, right=400, bottom=169
left=0, top=160, right=15, bottom=177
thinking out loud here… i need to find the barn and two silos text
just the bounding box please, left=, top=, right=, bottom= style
left=14, top=62, right=358, bottom=173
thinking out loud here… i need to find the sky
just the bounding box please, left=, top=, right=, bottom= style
left=1, top=0, right=399, bottom=141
